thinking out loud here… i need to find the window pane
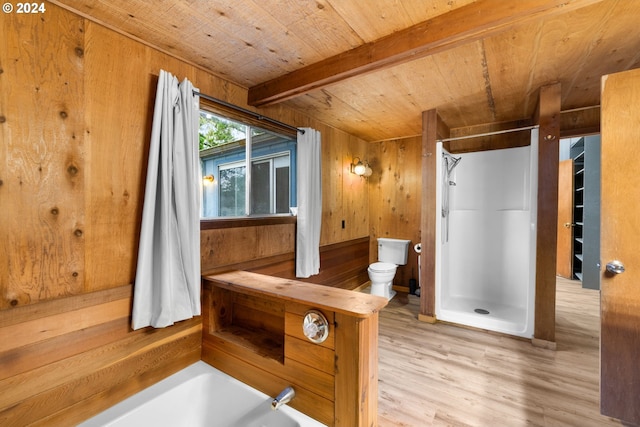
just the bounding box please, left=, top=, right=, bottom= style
left=219, top=166, right=245, bottom=216
left=251, top=128, right=293, bottom=216
left=276, top=166, right=290, bottom=213
left=199, top=112, right=246, bottom=149
left=200, top=111, right=247, bottom=218
left=251, top=161, right=270, bottom=215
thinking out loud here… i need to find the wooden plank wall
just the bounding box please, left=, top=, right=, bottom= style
left=255, top=238, right=371, bottom=290
left=1, top=3, right=86, bottom=308
left=201, top=220, right=370, bottom=291
left=0, top=288, right=202, bottom=426
left=201, top=221, right=297, bottom=273
left=0, top=3, right=370, bottom=424
left=369, top=136, right=422, bottom=291
left=0, top=8, right=205, bottom=425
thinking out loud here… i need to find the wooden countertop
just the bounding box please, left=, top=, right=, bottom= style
left=203, top=270, right=388, bottom=318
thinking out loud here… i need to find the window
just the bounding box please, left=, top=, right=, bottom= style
left=200, top=111, right=296, bottom=218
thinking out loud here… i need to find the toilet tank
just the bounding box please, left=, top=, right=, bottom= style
left=377, top=238, right=411, bottom=265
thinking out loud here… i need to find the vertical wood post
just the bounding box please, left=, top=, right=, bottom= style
left=419, top=109, right=449, bottom=322
left=334, top=313, right=379, bottom=427
left=533, top=83, right=561, bottom=347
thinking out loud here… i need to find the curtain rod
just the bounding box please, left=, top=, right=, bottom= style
left=194, top=90, right=304, bottom=135
left=437, top=125, right=539, bottom=143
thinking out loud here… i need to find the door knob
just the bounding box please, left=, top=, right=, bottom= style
left=606, top=260, right=625, bottom=275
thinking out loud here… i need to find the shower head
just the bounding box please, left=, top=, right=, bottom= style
left=444, top=154, right=462, bottom=174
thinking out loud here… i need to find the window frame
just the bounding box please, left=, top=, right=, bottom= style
left=199, top=98, right=297, bottom=224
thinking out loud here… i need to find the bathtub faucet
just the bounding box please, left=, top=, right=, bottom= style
left=271, top=386, right=295, bottom=411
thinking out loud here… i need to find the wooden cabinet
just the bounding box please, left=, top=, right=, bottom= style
left=568, top=136, right=601, bottom=289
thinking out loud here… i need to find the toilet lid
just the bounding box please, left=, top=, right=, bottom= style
left=369, top=262, right=397, bottom=272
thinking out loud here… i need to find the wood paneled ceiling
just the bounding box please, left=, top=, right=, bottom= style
left=52, top=0, right=640, bottom=142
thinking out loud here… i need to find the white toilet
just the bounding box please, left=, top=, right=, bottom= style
left=368, top=237, right=411, bottom=299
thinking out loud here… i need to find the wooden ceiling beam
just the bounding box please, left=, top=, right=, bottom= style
left=559, top=106, right=601, bottom=138
left=439, top=104, right=601, bottom=153
left=248, top=0, right=604, bottom=107
left=446, top=119, right=535, bottom=153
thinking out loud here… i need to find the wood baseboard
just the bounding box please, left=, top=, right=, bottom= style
left=392, top=285, right=410, bottom=294
left=532, top=337, right=557, bottom=350
left=352, top=281, right=371, bottom=292
left=418, top=314, right=437, bottom=323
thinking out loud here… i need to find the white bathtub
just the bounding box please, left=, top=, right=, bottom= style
left=78, top=361, right=326, bottom=427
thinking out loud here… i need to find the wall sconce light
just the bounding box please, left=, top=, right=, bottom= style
left=203, top=174, right=215, bottom=184
left=350, top=158, right=372, bottom=178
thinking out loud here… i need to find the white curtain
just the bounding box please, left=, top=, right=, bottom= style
left=132, top=70, right=201, bottom=330
left=296, top=128, right=322, bottom=278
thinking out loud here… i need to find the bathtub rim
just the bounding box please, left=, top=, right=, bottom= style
left=78, top=360, right=326, bottom=427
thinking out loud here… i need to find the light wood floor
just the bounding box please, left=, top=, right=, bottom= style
left=377, top=277, right=623, bottom=426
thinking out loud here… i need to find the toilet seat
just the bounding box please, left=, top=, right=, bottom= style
left=368, top=262, right=396, bottom=273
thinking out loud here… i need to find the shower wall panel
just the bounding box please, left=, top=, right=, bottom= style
left=449, top=146, right=532, bottom=310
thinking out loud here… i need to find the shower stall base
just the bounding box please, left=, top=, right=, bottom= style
left=438, top=296, right=528, bottom=336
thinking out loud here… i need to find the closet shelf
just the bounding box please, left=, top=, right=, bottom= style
left=568, top=135, right=600, bottom=287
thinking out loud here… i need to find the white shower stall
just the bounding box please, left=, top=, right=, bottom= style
left=435, top=129, right=538, bottom=338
